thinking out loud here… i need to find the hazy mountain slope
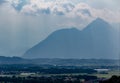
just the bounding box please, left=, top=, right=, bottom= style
left=81, top=18, right=115, bottom=58
left=23, top=18, right=117, bottom=59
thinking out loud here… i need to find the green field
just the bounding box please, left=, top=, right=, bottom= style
left=93, top=70, right=120, bottom=78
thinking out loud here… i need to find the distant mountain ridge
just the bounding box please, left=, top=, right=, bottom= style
left=0, top=56, right=118, bottom=66
left=0, top=56, right=29, bottom=64
left=23, top=18, right=117, bottom=59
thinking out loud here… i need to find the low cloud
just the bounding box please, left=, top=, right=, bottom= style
left=11, top=0, right=120, bottom=23
left=0, top=0, right=119, bottom=23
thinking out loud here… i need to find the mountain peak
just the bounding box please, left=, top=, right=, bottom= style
left=51, top=28, right=80, bottom=36
left=83, top=18, right=112, bottom=32
left=66, top=28, right=80, bottom=32
left=93, top=18, right=108, bottom=24
left=58, top=28, right=79, bottom=31
left=95, top=17, right=104, bottom=21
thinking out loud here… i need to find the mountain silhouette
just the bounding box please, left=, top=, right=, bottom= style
left=23, top=18, right=116, bottom=59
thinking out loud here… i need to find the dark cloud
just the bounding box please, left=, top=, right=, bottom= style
left=12, top=0, right=28, bottom=11
left=81, top=9, right=92, bottom=17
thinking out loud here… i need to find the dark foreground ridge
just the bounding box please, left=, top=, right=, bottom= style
left=0, top=75, right=119, bottom=83
left=0, top=75, right=98, bottom=83
left=100, top=75, right=120, bottom=83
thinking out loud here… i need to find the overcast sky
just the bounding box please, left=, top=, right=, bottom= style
left=0, top=0, right=120, bottom=56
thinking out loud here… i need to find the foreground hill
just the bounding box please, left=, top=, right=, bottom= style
left=23, top=18, right=117, bottom=59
